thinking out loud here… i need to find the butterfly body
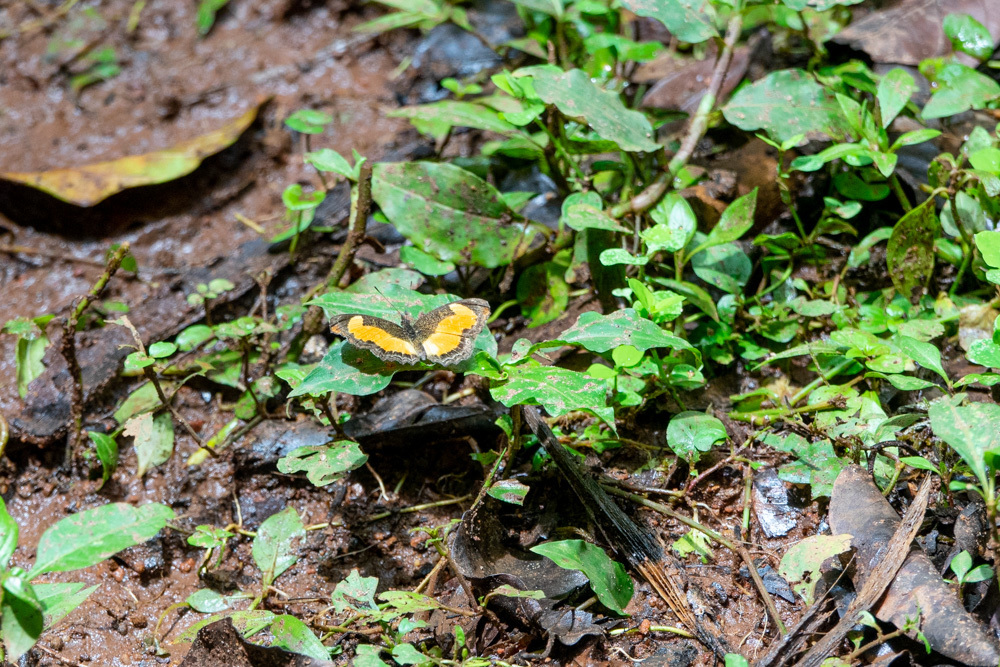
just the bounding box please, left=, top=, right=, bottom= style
left=330, top=298, right=490, bottom=366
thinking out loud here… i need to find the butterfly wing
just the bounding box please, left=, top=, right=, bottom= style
left=330, top=314, right=423, bottom=364
left=413, top=299, right=490, bottom=365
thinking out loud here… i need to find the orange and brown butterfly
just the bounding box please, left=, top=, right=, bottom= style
left=329, top=298, right=491, bottom=366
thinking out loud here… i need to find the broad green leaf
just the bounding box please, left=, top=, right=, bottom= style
left=790, top=142, right=867, bottom=172
left=600, top=248, right=648, bottom=265
left=187, top=589, right=234, bottom=613
left=943, top=13, right=994, bottom=61
left=530, top=539, right=633, bottom=615
left=372, top=161, right=535, bottom=268
left=33, top=582, right=99, bottom=628
left=848, top=227, right=893, bottom=268
left=970, top=147, right=1000, bottom=174
left=31, top=503, right=174, bottom=577
left=666, top=411, right=727, bottom=465
left=928, top=400, right=1000, bottom=491
left=692, top=243, right=751, bottom=295
left=124, top=411, right=175, bottom=477
left=2, top=575, right=42, bottom=661
left=270, top=614, right=331, bottom=662
left=488, top=479, right=531, bottom=505
left=399, top=245, right=455, bottom=276
left=975, top=230, right=1000, bottom=268
left=389, top=101, right=524, bottom=141
left=778, top=534, right=853, bottom=604
left=653, top=277, right=718, bottom=321
left=252, top=507, right=305, bottom=588
left=392, top=643, right=429, bottom=665
left=0, top=497, right=16, bottom=568
left=893, top=335, right=948, bottom=385
left=723, top=69, right=851, bottom=143
left=113, top=382, right=163, bottom=424
left=174, top=610, right=276, bottom=643
left=922, top=63, right=1000, bottom=119
left=304, top=148, right=354, bottom=179
left=562, top=192, right=628, bottom=233
left=284, top=109, right=332, bottom=134
left=517, top=261, right=569, bottom=327
left=508, top=0, right=563, bottom=16
left=355, top=645, right=392, bottom=667
left=523, top=67, right=659, bottom=152
left=782, top=0, right=862, bottom=8
left=645, top=193, right=696, bottom=253
left=332, top=569, right=379, bottom=614
left=886, top=201, right=938, bottom=300
left=618, top=0, right=716, bottom=43
left=276, top=442, right=368, bottom=487
left=967, top=338, right=1000, bottom=368
left=698, top=188, right=758, bottom=251
left=489, top=365, right=615, bottom=428
left=764, top=433, right=845, bottom=498
left=557, top=309, right=694, bottom=354
left=876, top=68, right=915, bottom=128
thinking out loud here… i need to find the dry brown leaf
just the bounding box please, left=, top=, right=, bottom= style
left=0, top=103, right=262, bottom=206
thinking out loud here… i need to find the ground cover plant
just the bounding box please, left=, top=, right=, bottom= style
left=2, top=0, right=1000, bottom=665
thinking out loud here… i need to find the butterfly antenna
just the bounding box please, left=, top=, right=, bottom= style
left=372, top=285, right=409, bottom=322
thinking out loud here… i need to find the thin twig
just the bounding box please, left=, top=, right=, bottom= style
left=609, top=10, right=744, bottom=218
left=60, top=242, right=130, bottom=460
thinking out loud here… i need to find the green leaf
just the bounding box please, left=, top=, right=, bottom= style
left=943, top=13, right=994, bottom=61
left=305, top=148, right=354, bottom=179
left=876, top=68, right=915, bottom=128
left=399, top=245, right=455, bottom=276
left=523, top=67, right=660, bottom=152
left=489, top=365, right=615, bottom=429
left=723, top=69, right=850, bottom=143
left=508, top=0, right=563, bottom=16
left=284, top=109, right=333, bottom=134
left=666, top=411, right=727, bottom=465
left=517, top=261, right=569, bottom=327
left=530, top=539, right=633, bottom=615
left=697, top=188, right=758, bottom=252
left=176, top=324, right=214, bottom=351
left=764, top=433, right=845, bottom=498
left=87, top=431, right=119, bottom=489
left=33, top=582, right=98, bottom=628
left=928, top=400, right=1000, bottom=492
left=922, top=63, right=1000, bottom=119
left=692, top=243, right=752, bottom=295
left=886, top=201, right=938, bottom=300
left=778, top=534, right=853, bottom=604
left=645, top=193, right=696, bottom=253
left=1, top=574, right=43, bottom=661
left=389, top=101, right=523, bottom=141
left=975, top=230, right=1000, bottom=268
left=487, top=479, right=531, bottom=505
left=600, top=248, right=648, bottom=266
left=893, top=334, right=948, bottom=385
left=276, top=442, right=368, bottom=487
left=561, top=192, right=628, bottom=233
left=0, top=497, right=15, bottom=570
left=31, top=503, right=174, bottom=577
left=556, top=309, right=694, bottom=354
left=196, top=0, right=229, bottom=35
left=617, top=0, right=716, bottom=43
left=269, top=614, right=331, bottom=662
left=332, top=569, right=379, bottom=614
left=188, top=525, right=235, bottom=550
left=114, top=386, right=161, bottom=423
left=392, top=643, right=429, bottom=665
left=252, top=507, right=305, bottom=588
left=967, top=338, right=1000, bottom=368
left=124, top=411, right=175, bottom=477
left=970, top=147, right=1000, bottom=174
left=354, top=645, right=391, bottom=667
left=371, top=161, right=535, bottom=268
left=3, top=318, right=49, bottom=399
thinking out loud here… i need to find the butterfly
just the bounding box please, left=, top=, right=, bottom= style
left=329, top=298, right=491, bottom=366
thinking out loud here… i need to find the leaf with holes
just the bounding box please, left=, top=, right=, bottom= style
left=887, top=201, right=939, bottom=300
left=490, top=364, right=615, bottom=429
left=372, top=161, right=535, bottom=268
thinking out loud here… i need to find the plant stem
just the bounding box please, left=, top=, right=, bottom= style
left=61, top=242, right=131, bottom=460
left=609, top=10, right=743, bottom=218
left=326, top=162, right=373, bottom=290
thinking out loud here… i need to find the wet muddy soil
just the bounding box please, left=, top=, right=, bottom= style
left=0, top=2, right=808, bottom=665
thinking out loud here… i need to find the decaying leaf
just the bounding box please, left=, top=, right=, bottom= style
left=0, top=103, right=262, bottom=206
